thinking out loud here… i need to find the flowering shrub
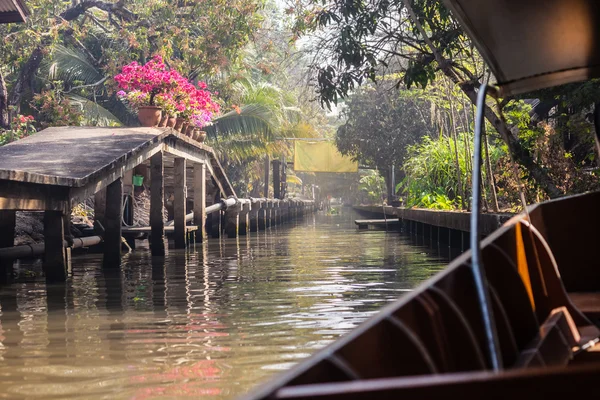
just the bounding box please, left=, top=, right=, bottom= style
left=0, top=114, right=37, bottom=146
left=115, top=55, right=220, bottom=128
left=32, top=91, right=83, bottom=128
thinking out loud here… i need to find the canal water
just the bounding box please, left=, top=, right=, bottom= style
left=0, top=209, right=448, bottom=400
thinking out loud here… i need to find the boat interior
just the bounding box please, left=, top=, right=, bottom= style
left=243, top=190, right=600, bottom=399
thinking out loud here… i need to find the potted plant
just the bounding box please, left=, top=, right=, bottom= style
left=115, top=56, right=178, bottom=127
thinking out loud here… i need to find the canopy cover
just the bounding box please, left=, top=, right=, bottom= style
left=294, top=141, right=358, bottom=173
left=442, top=0, right=600, bottom=95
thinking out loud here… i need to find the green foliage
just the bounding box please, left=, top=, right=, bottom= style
left=358, top=171, right=385, bottom=204
left=335, top=81, right=434, bottom=172
left=31, top=90, right=83, bottom=128
left=401, top=134, right=503, bottom=209
left=0, top=114, right=36, bottom=146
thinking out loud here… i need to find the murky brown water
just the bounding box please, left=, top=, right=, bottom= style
left=0, top=209, right=448, bottom=400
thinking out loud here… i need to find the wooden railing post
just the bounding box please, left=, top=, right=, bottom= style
left=150, top=152, right=165, bottom=256
left=174, top=157, right=187, bottom=249
left=44, top=210, right=67, bottom=281
left=103, top=177, right=123, bottom=268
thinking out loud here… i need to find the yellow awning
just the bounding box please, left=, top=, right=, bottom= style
left=294, top=141, right=358, bottom=173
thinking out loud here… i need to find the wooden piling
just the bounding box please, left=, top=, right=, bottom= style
left=258, top=204, right=267, bottom=230
left=239, top=202, right=250, bottom=236
left=0, top=210, right=16, bottom=249
left=150, top=152, right=165, bottom=256
left=0, top=210, right=16, bottom=276
left=193, top=162, right=207, bottom=243
left=225, top=203, right=240, bottom=238
left=174, top=157, right=187, bottom=249
left=103, top=178, right=123, bottom=268
left=44, top=210, right=66, bottom=281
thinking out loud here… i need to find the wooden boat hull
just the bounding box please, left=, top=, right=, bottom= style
left=241, top=191, right=600, bottom=399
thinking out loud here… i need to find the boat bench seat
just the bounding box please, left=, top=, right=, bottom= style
left=567, top=292, right=600, bottom=323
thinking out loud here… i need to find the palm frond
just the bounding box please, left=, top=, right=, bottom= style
left=49, top=45, right=103, bottom=85
left=68, top=94, right=123, bottom=126
left=205, top=104, right=276, bottom=141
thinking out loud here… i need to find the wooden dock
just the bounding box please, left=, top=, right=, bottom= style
left=354, top=218, right=400, bottom=230
left=0, top=126, right=236, bottom=280
left=0, top=126, right=318, bottom=281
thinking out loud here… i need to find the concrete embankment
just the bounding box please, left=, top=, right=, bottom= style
left=353, top=205, right=514, bottom=251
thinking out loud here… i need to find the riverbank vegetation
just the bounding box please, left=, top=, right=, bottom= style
left=291, top=0, right=600, bottom=211
left=2, top=0, right=599, bottom=211
left=0, top=0, right=334, bottom=197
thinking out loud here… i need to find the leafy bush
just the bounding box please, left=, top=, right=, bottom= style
left=400, top=132, right=503, bottom=210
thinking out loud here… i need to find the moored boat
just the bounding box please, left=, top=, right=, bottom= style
left=241, top=1, right=600, bottom=398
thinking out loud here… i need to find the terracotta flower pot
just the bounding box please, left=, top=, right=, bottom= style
left=181, top=122, right=189, bottom=135
left=185, top=124, right=194, bottom=136
left=138, top=106, right=162, bottom=127
left=174, top=117, right=185, bottom=132
left=197, top=130, right=207, bottom=143
left=166, top=115, right=177, bottom=128
left=158, top=113, right=168, bottom=127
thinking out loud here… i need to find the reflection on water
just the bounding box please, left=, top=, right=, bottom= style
left=0, top=210, right=448, bottom=399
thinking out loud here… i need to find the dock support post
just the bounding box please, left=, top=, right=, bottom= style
left=150, top=152, right=165, bottom=256
left=44, top=210, right=67, bottom=281
left=193, top=162, right=207, bottom=243
left=0, top=210, right=16, bottom=249
left=239, top=202, right=251, bottom=235
left=225, top=203, right=241, bottom=238
left=249, top=201, right=260, bottom=232
left=272, top=202, right=279, bottom=226
left=0, top=210, right=16, bottom=276
left=209, top=211, right=222, bottom=238
left=258, top=203, right=266, bottom=230
left=104, top=178, right=123, bottom=268
left=174, top=157, right=187, bottom=249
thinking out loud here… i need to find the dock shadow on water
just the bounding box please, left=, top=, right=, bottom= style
left=0, top=209, right=448, bottom=400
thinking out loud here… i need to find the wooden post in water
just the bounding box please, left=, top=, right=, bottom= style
left=104, top=178, right=123, bottom=268
left=273, top=160, right=281, bottom=199
left=174, top=157, right=187, bottom=249
left=0, top=210, right=16, bottom=276
left=249, top=200, right=260, bottom=232
left=193, top=162, right=207, bottom=243
left=225, top=203, right=240, bottom=238
left=258, top=202, right=267, bottom=230
left=0, top=210, right=16, bottom=249
left=150, top=152, right=165, bottom=256
left=239, top=202, right=250, bottom=235
left=44, top=210, right=67, bottom=281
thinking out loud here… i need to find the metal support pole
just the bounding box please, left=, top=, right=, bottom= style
left=472, top=83, right=502, bottom=371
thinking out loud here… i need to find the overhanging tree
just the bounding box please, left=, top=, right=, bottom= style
left=292, top=0, right=562, bottom=198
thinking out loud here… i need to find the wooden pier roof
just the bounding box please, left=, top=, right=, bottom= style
left=0, top=126, right=235, bottom=211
